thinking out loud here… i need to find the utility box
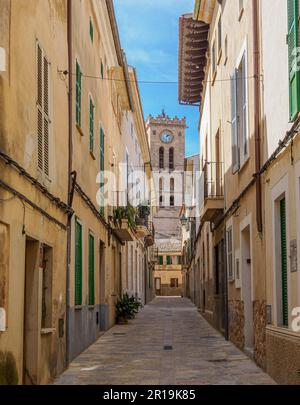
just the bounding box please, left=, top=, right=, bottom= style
left=0, top=48, right=6, bottom=72
left=0, top=308, right=6, bottom=332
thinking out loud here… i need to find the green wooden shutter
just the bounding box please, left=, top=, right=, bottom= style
left=280, top=198, right=288, bottom=327
left=76, top=61, right=82, bottom=126
left=159, top=256, right=163, bottom=265
left=88, top=233, right=95, bottom=306
left=75, top=219, right=82, bottom=306
left=89, top=17, right=94, bottom=42
left=167, top=256, right=171, bottom=265
left=100, top=127, right=105, bottom=215
left=101, top=61, right=104, bottom=79
left=288, top=0, right=300, bottom=121
left=89, top=97, right=94, bottom=152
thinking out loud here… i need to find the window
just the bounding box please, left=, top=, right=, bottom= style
left=159, top=147, right=164, bottom=169
left=218, top=17, right=222, bottom=59
left=227, top=227, right=234, bottom=281
left=159, top=256, right=163, bottom=265
left=75, top=219, right=83, bottom=306
left=37, top=42, right=50, bottom=176
left=239, top=0, right=244, bottom=19
left=159, top=195, right=164, bottom=207
left=212, top=40, right=216, bottom=77
left=224, top=35, right=228, bottom=65
left=153, top=130, right=156, bottom=136
left=89, top=96, right=94, bottom=152
left=177, top=256, right=182, bottom=265
left=99, top=127, right=105, bottom=215
left=279, top=198, right=288, bottom=326
left=288, top=0, right=300, bottom=121
left=40, top=244, right=52, bottom=328
left=169, top=147, right=174, bottom=170
left=235, top=257, right=241, bottom=288
left=89, top=17, right=94, bottom=42
left=231, top=51, right=248, bottom=172
left=170, top=177, right=175, bottom=206
left=88, top=233, right=95, bottom=306
left=170, top=178, right=174, bottom=193
left=76, top=61, right=82, bottom=126
left=166, top=256, right=171, bottom=265
left=101, top=60, right=104, bottom=79
left=170, top=278, right=178, bottom=288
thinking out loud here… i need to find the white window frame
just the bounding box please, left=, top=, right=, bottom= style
left=236, top=39, right=249, bottom=169
left=226, top=218, right=235, bottom=282
left=235, top=249, right=241, bottom=289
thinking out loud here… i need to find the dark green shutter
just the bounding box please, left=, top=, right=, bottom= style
left=101, top=61, right=104, bottom=79
left=100, top=127, right=105, bottom=216
left=89, top=98, right=94, bottom=152
left=76, top=61, right=81, bottom=126
left=89, top=17, right=94, bottom=42
left=75, top=219, right=82, bottom=306
left=159, top=256, right=163, bottom=265
left=167, top=256, right=171, bottom=265
left=280, top=198, right=288, bottom=327
left=88, top=233, right=95, bottom=306
left=288, top=0, right=300, bottom=121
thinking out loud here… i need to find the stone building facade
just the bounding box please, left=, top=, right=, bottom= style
left=146, top=113, right=185, bottom=296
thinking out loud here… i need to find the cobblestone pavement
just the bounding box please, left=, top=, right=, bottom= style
left=54, top=297, right=275, bottom=385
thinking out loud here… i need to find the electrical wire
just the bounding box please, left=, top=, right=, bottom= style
left=60, top=70, right=259, bottom=85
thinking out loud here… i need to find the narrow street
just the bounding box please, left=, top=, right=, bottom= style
left=54, top=298, right=274, bottom=385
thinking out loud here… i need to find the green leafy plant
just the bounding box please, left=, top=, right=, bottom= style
left=137, top=202, right=150, bottom=219
left=115, top=293, right=143, bottom=323
left=112, top=205, right=137, bottom=231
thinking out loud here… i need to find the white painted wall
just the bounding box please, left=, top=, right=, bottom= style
left=261, top=0, right=292, bottom=158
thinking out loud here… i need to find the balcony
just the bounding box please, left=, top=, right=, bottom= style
left=109, top=206, right=136, bottom=242
left=199, top=162, right=224, bottom=224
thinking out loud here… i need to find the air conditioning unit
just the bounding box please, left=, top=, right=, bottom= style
left=0, top=308, right=6, bottom=332
left=0, top=48, right=6, bottom=72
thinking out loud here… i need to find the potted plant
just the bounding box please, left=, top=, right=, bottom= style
left=112, top=205, right=137, bottom=231
left=115, top=293, right=143, bottom=324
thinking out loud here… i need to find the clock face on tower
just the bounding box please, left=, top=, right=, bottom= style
left=160, top=132, right=173, bottom=144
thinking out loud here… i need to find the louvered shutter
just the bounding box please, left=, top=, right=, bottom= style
left=76, top=61, right=82, bottom=126
left=36, top=43, right=50, bottom=175
left=280, top=198, right=288, bottom=327
left=231, top=70, right=239, bottom=173
left=88, top=233, right=95, bottom=306
left=288, top=0, right=300, bottom=121
left=37, top=44, right=43, bottom=171
left=75, top=219, right=82, bottom=306
left=89, top=98, right=94, bottom=152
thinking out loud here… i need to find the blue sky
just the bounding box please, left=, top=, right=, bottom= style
left=114, top=0, right=199, bottom=157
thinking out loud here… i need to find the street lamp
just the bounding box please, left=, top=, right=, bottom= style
left=180, top=214, right=188, bottom=227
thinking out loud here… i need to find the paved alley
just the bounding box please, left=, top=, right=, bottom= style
left=54, top=298, right=275, bottom=385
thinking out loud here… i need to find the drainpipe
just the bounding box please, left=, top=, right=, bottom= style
left=66, top=0, right=73, bottom=368
left=253, top=0, right=263, bottom=234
